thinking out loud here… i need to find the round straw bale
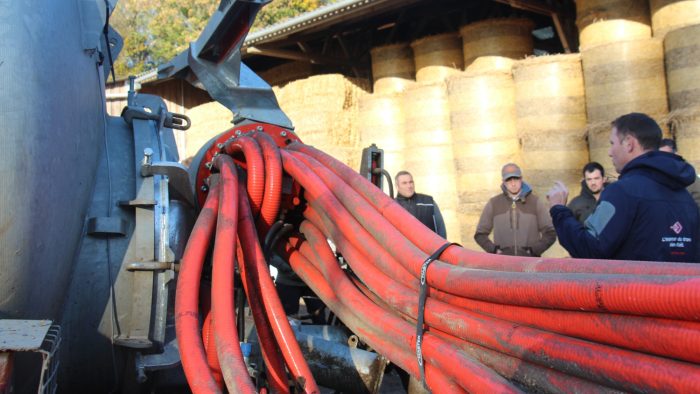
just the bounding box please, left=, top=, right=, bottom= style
left=670, top=108, right=700, bottom=170
left=650, top=0, right=700, bottom=37
left=664, top=24, right=700, bottom=110
left=259, top=61, right=312, bottom=88
left=370, top=43, right=416, bottom=94
left=447, top=71, right=519, bottom=249
left=411, top=33, right=464, bottom=83
left=402, top=82, right=461, bottom=241
left=513, top=54, right=589, bottom=197
left=276, top=74, right=370, bottom=168
left=581, top=38, right=668, bottom=124
left=358, top=93, right=405, bottom=178
left=185, top=101, right=234, bottom=160
left=576, top=0, right=651, bottom=49
left=459, top=18, right=534, bottom=72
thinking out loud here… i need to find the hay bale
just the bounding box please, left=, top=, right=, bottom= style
left=259, top=61, right=312, bottom=87
left=665, top=24, right=700, bottom=110
left=459, top=18, right=534, bottom=73
left=184, top=101, right=233, bottom=160
left=358, top=93, right=405, bottom=178
left=650, top=0, right=700, bottom=37
left=581, top=38, right=668, bottom=124
left=276, top=74, right=370, bottom=169
left=402, top=82, right=461, bottom=241
left=576, top=0, right=651, bottom=49
left=371, top=43, right=416, bottom=94
left=447, top=71, right=519, bottom=249
left=411, top=33, right=464, bottom=83
left=513, top=54, right=589, bottom=198
left=670, top=108, right=700, bottom=170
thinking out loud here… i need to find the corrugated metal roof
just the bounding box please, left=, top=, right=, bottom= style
left=244, top=0, right=401, bottom=46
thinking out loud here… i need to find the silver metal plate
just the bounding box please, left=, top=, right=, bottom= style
left=0, top=320, right=53, bottom=351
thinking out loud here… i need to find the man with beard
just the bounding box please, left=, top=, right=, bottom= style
left=547, top=113, right=700, bottom=262
left=567, top=162, right=607, bottom=223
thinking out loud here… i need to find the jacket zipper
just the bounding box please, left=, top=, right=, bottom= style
left=511, top=200, right=519, bottom=255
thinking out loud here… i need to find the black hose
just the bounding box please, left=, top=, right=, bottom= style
left=372, top=168, right=394, bottom=199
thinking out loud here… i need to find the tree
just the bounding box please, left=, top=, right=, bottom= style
left=110, top=0, right=330, bottom=78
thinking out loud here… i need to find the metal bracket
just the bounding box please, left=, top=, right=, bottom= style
left=140, top=161, right=195, bottom=207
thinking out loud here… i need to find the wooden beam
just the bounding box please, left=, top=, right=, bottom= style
left=243, top=46, right=351, bottom=66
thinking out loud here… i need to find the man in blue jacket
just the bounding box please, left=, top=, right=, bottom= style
left=547, top=112, right=700, bottom=262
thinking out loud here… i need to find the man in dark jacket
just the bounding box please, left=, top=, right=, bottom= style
left=568, top=162, right=607, bottom=223
left=548, top=113, right=700, bottom=262
left=474, top=163, right=556, bottom=257
left=394, top=170, right=447, bottom=238
left=660, top=138, right=700, bottom=209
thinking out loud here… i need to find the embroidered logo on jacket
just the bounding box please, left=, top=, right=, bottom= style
left=670, top=221, right=683, bottom=235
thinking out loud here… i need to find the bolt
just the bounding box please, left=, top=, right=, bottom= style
left=201, top=185, right=209, bottom=192
left=205, top=161, right=213, bottom=170
left=142, top=148, right=153, bottom=166
left=280, top=131, right=287, bottom=137
left=217, top=143, right=224, bottom=150
left=235, top=130, right=242, bottom=136
left=256, top=125, right=263, bottom=132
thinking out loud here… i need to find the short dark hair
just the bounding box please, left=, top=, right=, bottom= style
left=582, top=161, right=604, bottom=177
left=611, top=112, right=662, bottom=151
left=660, top=138, right=677, bottom=153
left=395, top=170, right=412, bottom=183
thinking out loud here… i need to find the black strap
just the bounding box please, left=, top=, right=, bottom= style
left=415, top=242, right=459, bottom=392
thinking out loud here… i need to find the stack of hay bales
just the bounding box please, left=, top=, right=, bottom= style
left=576, top=0, right=651, bottom=48
left=650, top=0, right=700, bottom=38
left=370, top=44, right=416, bottom=94
left=447, top=71, right=519, bottom=250
left=357, top=93, right=405, bottom=179
left=276, top=74, right=370, bottom=170
left=184, top=101, right=234, bottom=161
left=402, top=82, right=461, bottom=241
left=513, top=54, right=588, bottom=198
left=513, top=54, right=588, bottom=258
left=665, top=24, right=700, bottom=170
left=581, top=39, right=668, bottom=175
left=459, top=18, right=534, bottom=73
left=411, top=33, right=464, bottom=83
left=577, top=0, right=667, bottom=176
left=259, top=61, right=313, bottom=88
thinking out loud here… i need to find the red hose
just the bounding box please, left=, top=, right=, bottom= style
left=235, top=243, right=290, bottom=394
left=175, top=178, right=222, bottom=394
left=349, top=277, right=621, bottom=394
left=282, top=149, right=700, bottom=321
left=282, top=241, right=467, bottom=394
left=298, top=218, right=700, bottom=393
left=211, top=155, right=256, bottom=393
left=202, top=312, right=224, bottom=389
left=287, top=142, right=700, bottom=276
left=224, top=135, right=265, bottom=217
left=253, top=132, right=283, bottom=236
left=236, top=178, right=320, bottom=394
left=285, top=235, right=519, bottom=393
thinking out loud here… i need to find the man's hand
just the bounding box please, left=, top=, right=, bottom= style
left=547, top=181, right=569, bottom=208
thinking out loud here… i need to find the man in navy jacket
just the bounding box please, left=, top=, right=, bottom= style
left=547, top=113, right=700, bottom=262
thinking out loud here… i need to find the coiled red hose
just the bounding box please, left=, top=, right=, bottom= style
left=253, top=132, right=283, bottom=236
left=225, top=135, right=265, bottom=217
